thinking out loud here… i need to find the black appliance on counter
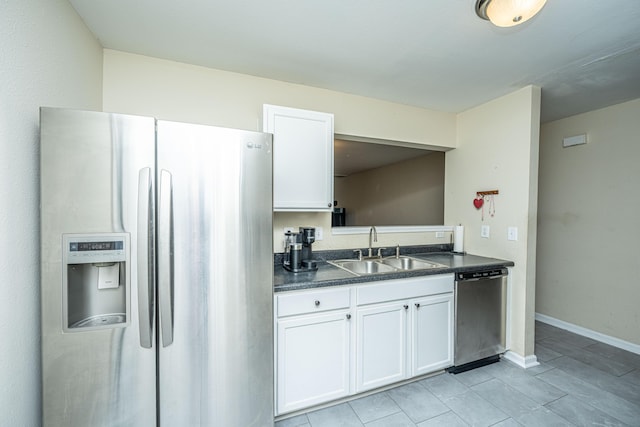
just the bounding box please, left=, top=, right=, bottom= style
left=332, top=208, right=346, bottom=227
left=283, top=227, right=318, bottom=273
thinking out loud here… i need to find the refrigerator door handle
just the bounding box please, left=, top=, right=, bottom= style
left=158, top=169, right=174, bottom=347
left=137, top=167, right=155, bottom=349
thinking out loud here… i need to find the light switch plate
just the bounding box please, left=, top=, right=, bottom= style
left=315, top=227, right=323, bottom=240
left=508, top=226, right=518, bottom=241
left=435, top=231, right=445, bottom=238
left=481, top=225, right=490, bottom=238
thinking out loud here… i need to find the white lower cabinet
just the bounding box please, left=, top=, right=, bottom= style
left=275, top=288, right=352, bottom=415
left=275, top=274, right=454, bottom=415
left=355, top=293, right=454, bottom=393
left=411, top=293, right=454, bottom=376
left=356, top=301, right=407, bottom=392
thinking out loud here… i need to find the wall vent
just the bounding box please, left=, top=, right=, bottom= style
left=562, top=134, right=587, bottom=148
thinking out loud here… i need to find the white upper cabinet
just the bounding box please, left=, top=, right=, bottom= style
left=263, top=104, right=334, bottom=211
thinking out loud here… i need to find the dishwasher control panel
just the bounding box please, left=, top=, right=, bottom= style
left=456, top=268, right=507, bottom=281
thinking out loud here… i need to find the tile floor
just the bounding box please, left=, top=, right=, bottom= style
left=276, top=321, right=640, bottom=426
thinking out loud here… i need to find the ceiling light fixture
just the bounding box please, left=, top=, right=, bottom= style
left=475, top=0, right=547, bottom=27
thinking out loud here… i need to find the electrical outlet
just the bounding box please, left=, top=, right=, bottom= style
left=508, top=226, right=518, bottom=241
left=481, top=225, right=490, bottom=238
left=315, top=227, right=323, bottom=240
left=435, top=231, right=445, bottom=238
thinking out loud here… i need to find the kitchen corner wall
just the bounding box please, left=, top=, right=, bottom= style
left=445, top=86, right=541, bottom=359
left=103, top=52, right=542, bottom=358
left=0, top=1, right=103, bottom=425
left=538, top=98, right=640, bottom=346
left=102, top=50, right=458, bottom=251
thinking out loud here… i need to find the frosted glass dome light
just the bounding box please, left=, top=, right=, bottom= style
left=476, top=0, right=547, bottom=27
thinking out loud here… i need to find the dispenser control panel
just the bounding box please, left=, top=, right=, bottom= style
left=65, top=234, right=127, bottom=263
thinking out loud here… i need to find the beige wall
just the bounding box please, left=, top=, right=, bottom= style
left=103, top=50, right=456, bottom=146
left=102, top=50, right=457, bottom=251
left=445, top=86, right=541, bottom=359
left=0, top=1, right=103, bottom=424
left=335, top=153, right=445, bottom=226
left=537, top=98, right=640, bottom=345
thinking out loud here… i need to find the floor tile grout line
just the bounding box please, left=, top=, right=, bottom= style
left=541, top=394, right=620, bottom=427
left=346, top=392, right=403, bottom=426
left=544, top=353, right=640, bottom=401
left=537, top=336, right=638, bottom=378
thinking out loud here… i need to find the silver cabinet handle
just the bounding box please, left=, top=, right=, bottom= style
left=415, top=303, right=421, bottom=308
left=315, top=300, right=320, bottom=306
left=137, top=168, right=154, bottom=349
left=158, top=170, right=174, bottom=347
left=404, top=304, right=409, bottom=310
left=346, top=314, right=351, bottom=320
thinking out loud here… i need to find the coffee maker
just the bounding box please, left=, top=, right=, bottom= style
left=283, top=226, right=318, bottom=272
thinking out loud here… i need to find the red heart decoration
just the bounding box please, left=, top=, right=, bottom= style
left=473, top=197, right=484, bottom=209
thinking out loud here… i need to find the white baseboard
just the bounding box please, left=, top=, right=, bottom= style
left=535, top=313, right=640, bottom=355
left=503, top=351, right=540, bottom=369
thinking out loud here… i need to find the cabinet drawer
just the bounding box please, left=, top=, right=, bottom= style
left=356, top=274, right=454, bottom=306
left=277, top=288, right=351, bottom=317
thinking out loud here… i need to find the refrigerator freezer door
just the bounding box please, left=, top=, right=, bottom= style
left=40, top=108, right=157, bottom=426
left=156, top=121, right=274, bottom=426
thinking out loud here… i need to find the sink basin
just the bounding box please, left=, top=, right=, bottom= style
left=380, top=256, right=444, bottom=271
left=329, top=256, right=445, bottom=276
left=330, top=260, right=396, bottom=275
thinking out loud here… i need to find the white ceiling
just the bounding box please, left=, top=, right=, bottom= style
left=69, top=0, right=640, bottom=124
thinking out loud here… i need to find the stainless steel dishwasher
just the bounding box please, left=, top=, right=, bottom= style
left=447, top=268, right=508, bottom=374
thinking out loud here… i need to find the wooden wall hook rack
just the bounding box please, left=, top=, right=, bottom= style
left=476, top=190, right=499, bottom=197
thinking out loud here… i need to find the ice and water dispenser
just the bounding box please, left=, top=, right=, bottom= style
left=62, top=233, right=130, bottom=331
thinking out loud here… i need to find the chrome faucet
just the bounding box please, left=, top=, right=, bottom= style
left=368, top=226, right=378, bottom=258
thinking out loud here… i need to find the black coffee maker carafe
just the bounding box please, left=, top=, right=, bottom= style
left=299, top=226, right=318, bottom=271
left=283, top=227, right=318, bottom=272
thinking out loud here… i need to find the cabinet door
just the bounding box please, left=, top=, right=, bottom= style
left=263, top=104, right=334, bottom=211
left=356, top=301, right=407, bottom=393
left=411, top=293, right=454, bottom=376
left=276, top=311, right=350, bottom=414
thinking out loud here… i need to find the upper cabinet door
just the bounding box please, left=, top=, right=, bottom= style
left=263, top=104, right=334, bottom=211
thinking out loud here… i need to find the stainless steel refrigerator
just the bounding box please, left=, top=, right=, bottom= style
left=40, top=107, right=274, bottom=426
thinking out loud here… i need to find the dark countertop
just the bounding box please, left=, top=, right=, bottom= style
left=274, top=247, right=514, bottom=293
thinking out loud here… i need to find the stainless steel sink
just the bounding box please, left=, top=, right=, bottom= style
left=330, top=260, right=397, bottom=275
left=380, top=256, right=444, bottom=270
left=329, top=256, right=445, bottom=276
